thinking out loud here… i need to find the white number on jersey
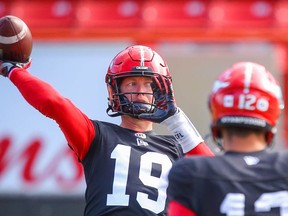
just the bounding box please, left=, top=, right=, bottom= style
left=220, top=191, right=288, bottom=216
left=106, top=144, right=173, bottom=214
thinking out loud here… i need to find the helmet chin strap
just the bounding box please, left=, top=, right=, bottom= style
left=106, top=106, right=121, bottom=117
left=106, top=99, right=155, bottom=118
left=122, top=102, right=154, bottom=115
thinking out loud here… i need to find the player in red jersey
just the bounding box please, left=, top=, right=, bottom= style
left=167, top=62, right=287, bottom=216
left=0, top=45, right=213, bottom=216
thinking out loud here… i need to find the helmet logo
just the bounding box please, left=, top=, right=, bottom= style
left=212, top=80, right=230, bottom=93
left=223, top=95, right=234, bottom=107
left=256, top=98, right=269, bottom=112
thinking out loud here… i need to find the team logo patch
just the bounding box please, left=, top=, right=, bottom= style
left=135, top=133, right=146, bottom=139
left=243, top=156, right=260, bottom=165
left=137, top=138, right=149, bottom=146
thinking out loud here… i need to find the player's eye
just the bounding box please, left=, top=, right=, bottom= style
left=127, top=82, right=136, bottom=87
left=144, top=82, right=152, bottom=88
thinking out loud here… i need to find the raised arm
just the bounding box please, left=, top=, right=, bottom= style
left=2, top=64, right=95, bottom=161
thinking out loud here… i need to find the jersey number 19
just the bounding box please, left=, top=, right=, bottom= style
left=106, top=144, right=172, bottom=214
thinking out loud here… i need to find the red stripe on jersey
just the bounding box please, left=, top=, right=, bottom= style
left=168, top=200, right=196, bottom=216
left=185, top=142, right=214, bottom=157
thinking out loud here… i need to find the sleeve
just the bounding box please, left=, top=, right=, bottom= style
left=168, top=200, right=196, bottom=216
left=9, top=68, right=95, bottom=160
left=185, top=142, right=214, bottom=157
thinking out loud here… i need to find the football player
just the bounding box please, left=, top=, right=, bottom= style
left=0, top=45, right=213, bottom=216
left=167, top=62, right=287, bottom=216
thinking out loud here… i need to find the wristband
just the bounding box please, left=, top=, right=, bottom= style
left=160, top=108, right=204, bottom=153
left=8, top=67, right=18, bottom=78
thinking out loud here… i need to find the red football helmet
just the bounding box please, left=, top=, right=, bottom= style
left=105, top=45, right=171, bottom=117
left=209, top=62, right=284, bottom=145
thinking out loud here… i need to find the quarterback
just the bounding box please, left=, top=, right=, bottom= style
left=0, top=45, right=213, bottom=215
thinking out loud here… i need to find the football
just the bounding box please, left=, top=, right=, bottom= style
left=0, top=15, right=32, bottom=63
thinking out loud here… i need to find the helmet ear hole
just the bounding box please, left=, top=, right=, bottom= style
left=107, top=85, right=113, bottom=104
left=211, top=125, right=222, bottom=140
left=266, top=131, right=274, bottom=146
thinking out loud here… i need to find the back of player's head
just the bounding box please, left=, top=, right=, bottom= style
left=209, top=61, right=284, bottom=145
left=105, top=45, right=171, bottom=118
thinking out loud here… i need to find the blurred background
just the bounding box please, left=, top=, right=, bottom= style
left=0, top=0, right=288, bottom=215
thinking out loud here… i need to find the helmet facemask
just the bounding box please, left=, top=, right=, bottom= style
left=106, top=71, right=159, bottom=118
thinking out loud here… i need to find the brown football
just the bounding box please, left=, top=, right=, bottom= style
left=0, top=15, right=32, bottom=63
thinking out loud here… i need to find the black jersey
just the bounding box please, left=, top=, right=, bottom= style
left=168, top=150, right=288, bottom=216
left=82, top=120, right=184, bottom=216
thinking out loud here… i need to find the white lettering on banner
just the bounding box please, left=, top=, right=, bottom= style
left=0, top=135, right=85, bottom=195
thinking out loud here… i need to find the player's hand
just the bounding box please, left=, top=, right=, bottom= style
left=139, top=74, right=178, bottom=123
left=0, top=58, right=31, bottom=77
